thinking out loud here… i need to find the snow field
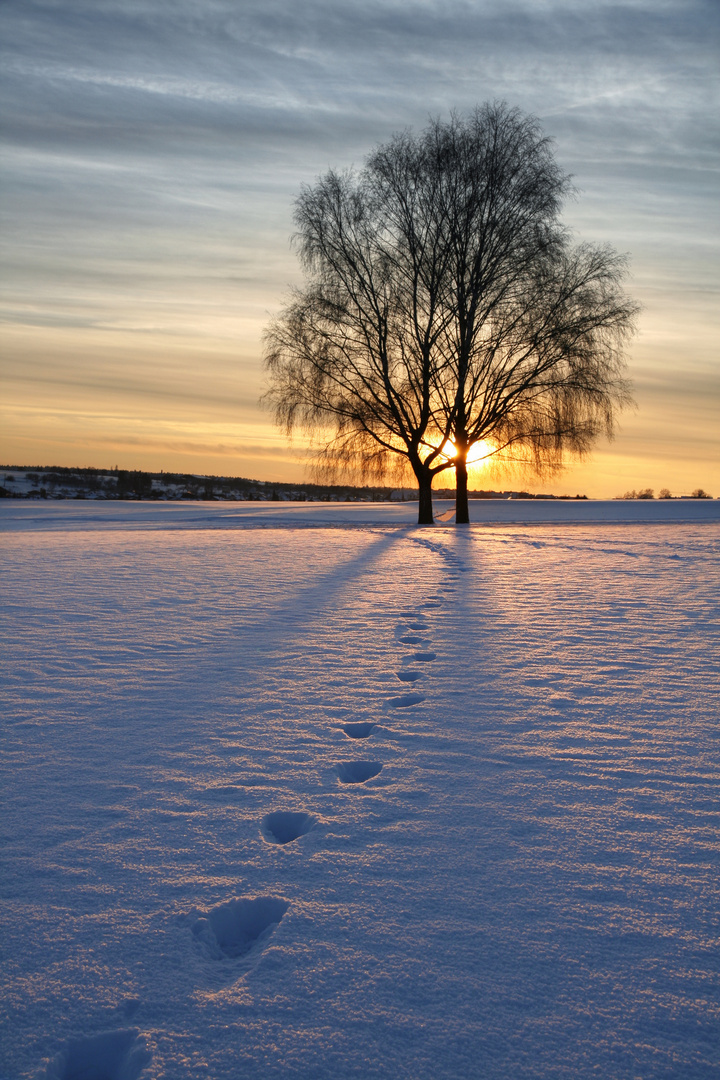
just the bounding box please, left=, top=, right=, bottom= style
left=1, top=512, right=719, bottom=1078
left=2, top=496, right=719, bottom=534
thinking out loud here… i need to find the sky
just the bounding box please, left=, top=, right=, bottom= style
left=1, top=0, right=718, bottom=497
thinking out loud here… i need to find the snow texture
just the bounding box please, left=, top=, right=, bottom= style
left=1, top=500, right=719, bottom=1078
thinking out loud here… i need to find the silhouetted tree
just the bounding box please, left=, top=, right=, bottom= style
left=116, top=470, right=153, bottom=499
left=264, top=104, right=637, bottom=524
left=264, top=133, right=457, bottom=523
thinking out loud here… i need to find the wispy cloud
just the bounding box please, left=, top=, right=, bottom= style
left=1, top=0, right=718, bottom=490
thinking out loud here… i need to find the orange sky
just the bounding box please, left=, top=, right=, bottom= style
left=1, top=0, right=717, bottom=498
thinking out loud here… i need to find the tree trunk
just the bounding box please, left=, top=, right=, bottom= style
left=417, top=473, right=434, bottom=525
left=455, top=452, right=470, bottom=524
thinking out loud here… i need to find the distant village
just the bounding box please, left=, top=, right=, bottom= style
left=1, top=467, right=712, bottom=502
left=0, top=466, right=592, bottom=502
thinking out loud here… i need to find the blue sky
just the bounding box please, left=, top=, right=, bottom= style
left=1, top=0, right=718, bottom=495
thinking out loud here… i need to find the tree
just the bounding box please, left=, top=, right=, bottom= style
left=264, top=104, right=638, bottom=524
left=263, top=143, right=453, bottom=523
left=116, top=469, right=153, bottom=499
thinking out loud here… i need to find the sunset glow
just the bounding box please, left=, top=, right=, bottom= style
left=437, top=439, right=496, bottom=467
left=0, top=0, right=716, bottom=498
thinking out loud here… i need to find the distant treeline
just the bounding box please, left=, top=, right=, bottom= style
left=0, top=465, right=593, bottom=502
left=619, top=487, right=713, bottom=500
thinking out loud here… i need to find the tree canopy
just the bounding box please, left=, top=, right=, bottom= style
left=264, top=103, right=638, bottom=523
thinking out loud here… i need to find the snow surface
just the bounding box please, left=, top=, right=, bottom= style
left=1, top=496, right=719, bottom=532
left=1, top=501, right=719, bottom=1078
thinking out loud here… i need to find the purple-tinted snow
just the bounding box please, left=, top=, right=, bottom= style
left=1, top=502, right=719, bottom=1078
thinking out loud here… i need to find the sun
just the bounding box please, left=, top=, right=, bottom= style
left=467, top=439, right=495, bottom=465
left=437, top=438, right=495, bottom=466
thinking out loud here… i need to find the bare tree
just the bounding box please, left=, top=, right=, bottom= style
left=264, top=104, right=638, bottom=524
left=264, top=160, right=454, bottom=524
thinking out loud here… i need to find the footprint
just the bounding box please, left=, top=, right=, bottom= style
left=336, top=761, right=382, bottom=784
left=192, top=897, right=289, bottom=960
left=389, top=693, right=425, bottom=708
left=398, top=635, right=424, bottom=645
left=41, top=1029, right=150, bottom=1080
left=412, top=651, right=436, bottom=662
left=396, top=670, right=422, bottom=682
left=406, top=622, right=429, bottom=631
left=342, top=721, right=376, bottom=739
left=261, top=811, right=315, bottom=845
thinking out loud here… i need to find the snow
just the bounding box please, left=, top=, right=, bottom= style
left=1, top=501, right=719, bottom=1078
left=1, top=496, right=719, bottom=533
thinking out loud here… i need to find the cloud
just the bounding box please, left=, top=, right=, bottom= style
left=0, top=0, right=717, bottom=488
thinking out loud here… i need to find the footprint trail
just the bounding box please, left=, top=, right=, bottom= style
left=262, top=811, right=316, bottom=845
left=192, top=896, right=289, bottom=961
